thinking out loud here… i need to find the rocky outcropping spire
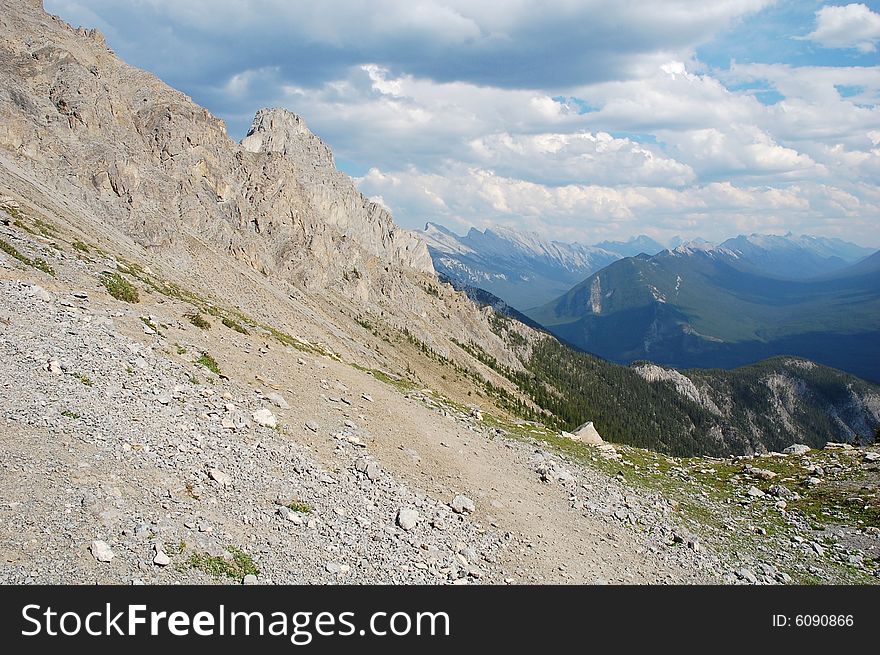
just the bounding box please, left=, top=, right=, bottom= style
left=0, top=2, right=432, bottom=294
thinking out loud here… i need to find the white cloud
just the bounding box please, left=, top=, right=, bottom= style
left=468, top=131, right=696, bottom=186
left=356, top=163, right=877, bottom=244
left=805, top=3, right=880, bottom=52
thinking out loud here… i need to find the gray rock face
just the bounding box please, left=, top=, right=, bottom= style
left=783, top=444, right=810, bottom=455
left=0, top=8, right=432, bottom=300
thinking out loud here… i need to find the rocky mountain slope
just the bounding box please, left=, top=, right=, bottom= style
left=0, top=0, right=878, bottom=585
left=0, top=215, right=721, bottom=585
left=1, top=233, right=878, bottom=585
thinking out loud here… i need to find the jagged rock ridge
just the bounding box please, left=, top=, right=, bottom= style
left=0, top=3, right=431, bottom=296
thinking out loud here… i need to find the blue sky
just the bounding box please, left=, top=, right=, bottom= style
left=45, top=1, right=880, bottom=246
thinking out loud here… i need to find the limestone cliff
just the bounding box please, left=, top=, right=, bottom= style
left=0, top=1, right=432, bottom=295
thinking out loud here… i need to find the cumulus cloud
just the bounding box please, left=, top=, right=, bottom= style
left=45, top=0, right=773, bottom=95
left=805, top=3, right=880, bottom=53
left=468, top=131, right=696, bottom=186
left=356, top=163, right=879, bottom=244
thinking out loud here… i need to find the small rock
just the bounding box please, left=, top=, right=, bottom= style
left=743, top=464, right=777, bottom=480
left=208, top=468, right=233, bottom=486
left=304, top=420, right=319, bottom=432
left=252, top=408, right=277, bottom=428
left=153, top=551, right=171, bottom=567
left=362, top=393, right=374, bottom=403
left=243, top=574, right=258, bottom=585
left=782, top=444, right=810, bottom=455
left=30, top=285, right=53, bottom=302
left=396, top=508, right=419, bottom=531
left=775, top=571, right=793, bottom=584
left=451, top=495, right=475, bottom=514
left=90, top=540, right=114, bottom=563
left=768, top=484, right=796, bottom=499
left=45, top=357, right=62, bottom=374
left=746, top=486, right=765, bottom=498
left=265, top=392, right=290, bottom=409
left=864, top=452, right=880, bottom=463
left=736, top=567, right=757, bottom=584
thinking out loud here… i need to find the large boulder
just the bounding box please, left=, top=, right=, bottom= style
left=571, top=421, right=604, bottom=445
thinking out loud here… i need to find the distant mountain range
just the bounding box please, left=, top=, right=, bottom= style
left=421, top=223, right=663, bottom=309
left=421, top=223, right=876, bottom=314
left=526, top=238, right=880, bottom=382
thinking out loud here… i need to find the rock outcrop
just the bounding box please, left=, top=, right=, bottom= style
left=0, top=0, right=431, bottom=295
left=572, top=421, right=604, bottom=445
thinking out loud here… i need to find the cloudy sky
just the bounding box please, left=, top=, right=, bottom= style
left=46, top=1, right=880, bottom=246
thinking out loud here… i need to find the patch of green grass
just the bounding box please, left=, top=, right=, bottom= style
left=186, top=312, right=211, bottom=330
left=1, top=203, right=23, bottom=220
left=61, top=409, right=80, bottom=419
left=185, top=546, right=259, bottom=582
left=264, top=324, right=321, bottom=355
left=0, top=239, right=55, bottom=276
left=33, top=218, right=57, bottom=237
left=176, top=344, right=188, bottom=355
left=164, top=541, right=187, bottom=556
left=1, top=239, right=28, bottom=263
left=197, top=352, right=221, bottom=376
left=9, top=215, right=58, bottom=240
left=126, top=366, right=134, bottom=375
left=31, top=258, right=54, bottom=275
left=76, top=373, right=93, bottom=386
left=187, top=373, right=200, bottom=385
left=72, top=240, right=90, bottom=253
left=287, top=500, right=313, bottom=514
left=12, top=219, right=37, bottom=235
left=99, top=271, right=139, bottom=303
left=221, top=316, right=249, bottom=334
left=351, top=363, right=415, bottom=392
